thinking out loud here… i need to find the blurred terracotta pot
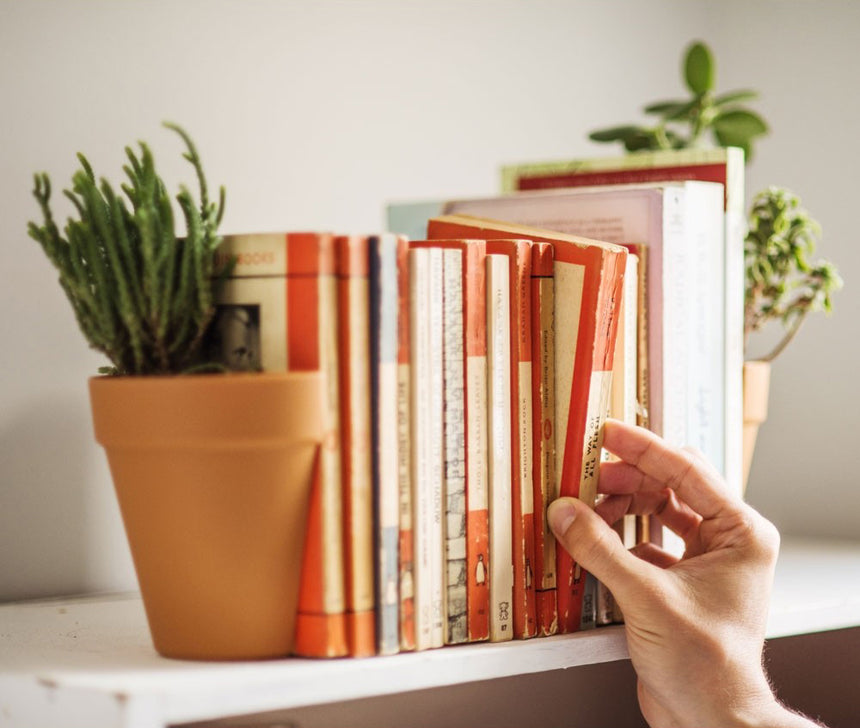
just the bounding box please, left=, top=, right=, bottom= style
left=89, top=371, right=322, bottom=660
left=742, top=361, right=771, bottom=493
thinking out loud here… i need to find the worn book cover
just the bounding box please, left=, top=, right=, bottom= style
left=427, top=215, right=626, bottom=633
left=213, top=232, right=348, bottom=658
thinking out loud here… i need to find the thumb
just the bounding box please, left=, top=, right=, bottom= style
left=547, top=497, right=651, bottom=604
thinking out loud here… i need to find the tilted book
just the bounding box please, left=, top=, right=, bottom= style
left=502, top=147, right=744, bottom=495
left=336, top=235, right=376, bottom=657
left=212, top=232, right=347, bottom=658
left=427, top=215, right=626, bottom=633
left=368, top=233, right=407, bottom=656
left=412, top=240, right=490, bottom=643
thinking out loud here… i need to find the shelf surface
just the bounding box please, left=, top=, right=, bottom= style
left=1, top=536, right=859, bottom=728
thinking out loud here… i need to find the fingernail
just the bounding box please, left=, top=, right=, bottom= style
left=548, top=499, right=577, bottom=536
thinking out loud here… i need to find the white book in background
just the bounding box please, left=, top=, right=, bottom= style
left=441, top=248, right=468, bottom=644
left=486, top=253, right=513, bottom=642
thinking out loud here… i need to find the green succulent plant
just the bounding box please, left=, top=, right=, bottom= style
left=28, top=123, right=229, bottom=376
left=588, top=41, right=769, bottom=160
left=744, top=187, right=842, bottom=362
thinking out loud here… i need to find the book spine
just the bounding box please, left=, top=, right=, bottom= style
left=409, top=247, right=445, bottom=650
left=427, top=247, right=446, bottom=648
left=486, top=253, right=513, bottom=642
left=493, top=240, right=536, bottom=640
left=369, top=234, right=402, bottom=656
left=396, top=239, right=416, bottom=652
left=336, top=235, right=376, bottom=657
left=464, top=245, right=490, bottom=643
left=530, top=243, right=557, bottom=637
left=442, top=248, right=468, bottom=645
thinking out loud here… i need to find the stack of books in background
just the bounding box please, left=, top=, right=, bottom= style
left=208, top=147, right=744, bottom=658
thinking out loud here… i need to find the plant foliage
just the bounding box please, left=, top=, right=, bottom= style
left=744, top=187, right=842, bottom=362
left=588, top=41, right=769, bottom=160
left=28, top=123, right=228, bottom=375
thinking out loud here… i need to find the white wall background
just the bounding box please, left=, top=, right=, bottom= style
left=1, top=0, right=857, bottom=602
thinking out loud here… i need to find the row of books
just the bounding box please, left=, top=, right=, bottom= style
left=208, top=146, right=744, bottom=658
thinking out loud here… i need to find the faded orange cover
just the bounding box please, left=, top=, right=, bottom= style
left=427, top=216, right=626, bottom=633
left=274, top=232, right=348, bottom=658
left=530, top=242, right=558, bottom=636
left=335, top=235, right=376, bottom=658
left=412, top=239, right=490, bottom=643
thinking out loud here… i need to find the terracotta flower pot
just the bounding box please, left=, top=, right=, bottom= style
left=89, top=371, right=322, bottom=660
left=742, top=360, right=771, bottom=493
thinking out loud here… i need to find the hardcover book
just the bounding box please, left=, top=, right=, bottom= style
left=501, top=147, right=744, bottom=495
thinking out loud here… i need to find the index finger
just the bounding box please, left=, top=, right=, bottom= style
left=602, top=419, right=738, bottom=520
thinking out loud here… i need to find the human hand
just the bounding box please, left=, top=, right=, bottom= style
left=547, top=419, right=819, bottom=728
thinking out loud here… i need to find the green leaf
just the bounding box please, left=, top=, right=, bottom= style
left=713, top=109, right=769, bottom=138
left=684, top=41, right=714, bottom=95
left=588, top=125, right=646, bottom=143
left=713, top=89, right=759, bottom=106
left=643, top=99, right=688, bottom=115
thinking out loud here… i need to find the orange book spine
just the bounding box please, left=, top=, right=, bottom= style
left=530, top=242, right=557, bottom=636
left=413, top=239, right=490, bottom=643
left=485, top=240, right=535, bottom=640
left=335, top=235, right=376, bottom=657
left=286, top=232, right=348, bottom=658
left=396, top=237, right=416, bottom=651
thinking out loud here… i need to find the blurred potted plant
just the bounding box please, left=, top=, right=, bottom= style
left=589, top=41, right=841, bottom=488
left=28, top=123, right=321, bottom=660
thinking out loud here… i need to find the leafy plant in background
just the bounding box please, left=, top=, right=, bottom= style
left=744, top=187, right=842, bottom=362
left=589, top=41, right=769, bottom=160
left=28, top=123, right=229, bottom=376
left=587, top=40, right=841, bottom=361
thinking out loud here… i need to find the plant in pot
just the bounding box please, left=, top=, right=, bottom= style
left=28, top=123, right=322, bottom=660
left=588, top=40, right=841, bottom=489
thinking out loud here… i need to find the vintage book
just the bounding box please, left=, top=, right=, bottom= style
left=368, top=233, right=407, bottom=655
left=412, top=239, right=490, bottom=643
left=336, top=235, right=376, bottom=658
left=502, top=147, right=745, bottom=495
left=484, top=239, right=536, bottom=640
left=529, top=242, right=558, bottom=637
left=597, top=252, right=639, bottom=625
left=212, top=232, right=347, bottom=658
left=396, top=239, right=416, bottom=652
left=409, top=246, right=446, bottom=650
left=428, top=215, right=626, bottom=633
left=485, top=252, right=514, bottom=642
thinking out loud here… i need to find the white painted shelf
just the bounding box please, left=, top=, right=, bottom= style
left=1, top=537, right=859, bottom=728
